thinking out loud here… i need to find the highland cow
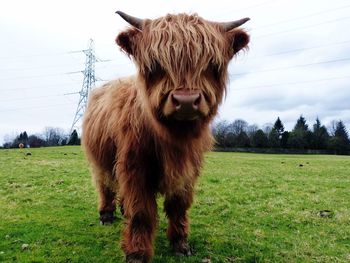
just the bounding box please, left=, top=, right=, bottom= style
left=82, top=11, right=250, bottom=263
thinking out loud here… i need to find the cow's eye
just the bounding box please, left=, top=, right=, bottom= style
left=207, top=62, right=220, bottom=81
left=146, top=62, right=165, bottom=85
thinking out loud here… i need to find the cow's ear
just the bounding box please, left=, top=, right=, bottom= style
left=230, top=29, right=250, bottom=54
left=116, top=28, right=139, bottom=55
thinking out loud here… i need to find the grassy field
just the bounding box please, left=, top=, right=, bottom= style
left=0, top=147, right=349, bottom=262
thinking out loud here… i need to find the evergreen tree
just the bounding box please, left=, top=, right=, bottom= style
left=287, top=115, right=310, bottom=149
left=12, top=131, right=29, bottom=148
left=280, top=131, right=289, bottom=148
left=68, top=130, right=80, bottom=145
left=22, top=131, right=28, bottom=146
left=334, top=121, right=349, bottom=139
left=273, top=117, right=284, bottom=139
left=311, top=118, right=329, bottom=149
left=294, top=115, right=308, bottom=131
left=328, top=121, right=350, bottom=154
left=22, top=131, right=28, bottom=141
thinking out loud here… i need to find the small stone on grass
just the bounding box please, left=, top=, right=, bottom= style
left=21, top=244, right=29, bottom=250
left=319, top=210, right=334, bottom=218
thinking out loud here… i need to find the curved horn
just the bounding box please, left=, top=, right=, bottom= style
left=220, top=17, right=250, bottom=31
left=116, top=11, right=144, bottom=30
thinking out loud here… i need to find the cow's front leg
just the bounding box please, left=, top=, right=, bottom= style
left=164, top=190, right=193, bottom=256
left=120, top=183, right=158, bottom=263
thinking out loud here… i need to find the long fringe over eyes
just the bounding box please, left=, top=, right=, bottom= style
left=133, top=14, right=232, bottom=87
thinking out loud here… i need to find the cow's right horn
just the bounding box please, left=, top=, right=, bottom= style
left=220, top=17, right=250, bottom=31
left=116, top=11, right=144, bottom=30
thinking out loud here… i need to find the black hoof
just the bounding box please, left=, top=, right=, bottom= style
left=99, top=211, right=116, bottom=225
left=172, top=238, right=192, bottom=256
left=126, top=253, right=147, bottom=263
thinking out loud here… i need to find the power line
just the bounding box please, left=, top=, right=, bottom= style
left=0, top=93, right=73, bottom=103
left=94, top=40, right=350, bottom=71
left=231, top=57, right=350, bottom=76
left=0, top=4, right=348, bottom=64
left=0, top=72, right=82, bottom=81
left=0, top=82, right=79, bottom=92
left=97, top=39, right=350, bottom=66
left=0, top=64, right=128, bottom=83
left=0, top=50, right=84, bottom=60
left=0, top=102, right=74, bottom=113
left=255, top=3, right=350, bottom=29
left=1, top=54, right=349, bottom=85
left=61, top=75, right=350, bottom=97
left=231, top=75, right=350, bottom=91
left=1, top=76, right=348, bottom=111
left=64, top=91, right=80, bottom=95
left=240, top=39, right=350, bottom=60
left=255, top=15, right=350, bottom=39
left=0, top=62, right=86, bottom=72
left=3, top=68, right=347, bottom=103
left=216, top=0, right=279, bottom=16
left=1, top=7, right=348, bottom=77
left=0, top=59, right=111, bottom=75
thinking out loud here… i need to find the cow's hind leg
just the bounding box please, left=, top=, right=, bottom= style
left=164, top=191, right=193, bottom=256
left=92, top=166, right=117, bottom=225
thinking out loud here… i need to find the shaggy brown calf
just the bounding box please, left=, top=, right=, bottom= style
left=82, top=11, right=249, bottom=263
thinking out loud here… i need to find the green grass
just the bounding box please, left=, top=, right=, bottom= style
left=0, top=147, right=349, bottom=262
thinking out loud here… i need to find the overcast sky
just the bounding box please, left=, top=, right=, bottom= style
left=1, top=0, right=350, bottom=144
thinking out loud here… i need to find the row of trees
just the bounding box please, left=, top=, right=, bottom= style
left=2, top=128, right=80, bottom=148
left=212, top=116, right=350, bottom=154
left=2, top=116, right=349, bottom=154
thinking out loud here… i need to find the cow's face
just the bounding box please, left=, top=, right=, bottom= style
left=116, top=12, right=249, bottom=126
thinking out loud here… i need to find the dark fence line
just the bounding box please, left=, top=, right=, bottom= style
left=213, top=147, right=350, bottom=155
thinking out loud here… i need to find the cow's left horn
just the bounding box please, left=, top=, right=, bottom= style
left=220, top=17, right=250, bottom=31
left=116, top=11, right=144, bottom=30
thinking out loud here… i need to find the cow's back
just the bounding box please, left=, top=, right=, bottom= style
left=82, top=77, right=138, bottom=172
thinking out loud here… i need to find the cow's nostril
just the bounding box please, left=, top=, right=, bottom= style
left=193, top=95, right=201, bottom=108
left=171, top=94, right=181, bottom=109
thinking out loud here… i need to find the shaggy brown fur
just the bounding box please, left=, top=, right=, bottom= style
left=82, top=12, right=249, bottom=263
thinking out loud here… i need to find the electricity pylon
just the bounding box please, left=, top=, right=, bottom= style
left=69, top=39, right=96, bottom=135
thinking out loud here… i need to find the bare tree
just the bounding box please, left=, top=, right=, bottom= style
left=328, top=120, right=338, bottom=136
left=43, top=127, right=67, bottom=146
left=262, top=123, right=273, bottom=135
left=229, top=119, right=248, bottom=135
left=246, top=124, right=259, bottom=139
